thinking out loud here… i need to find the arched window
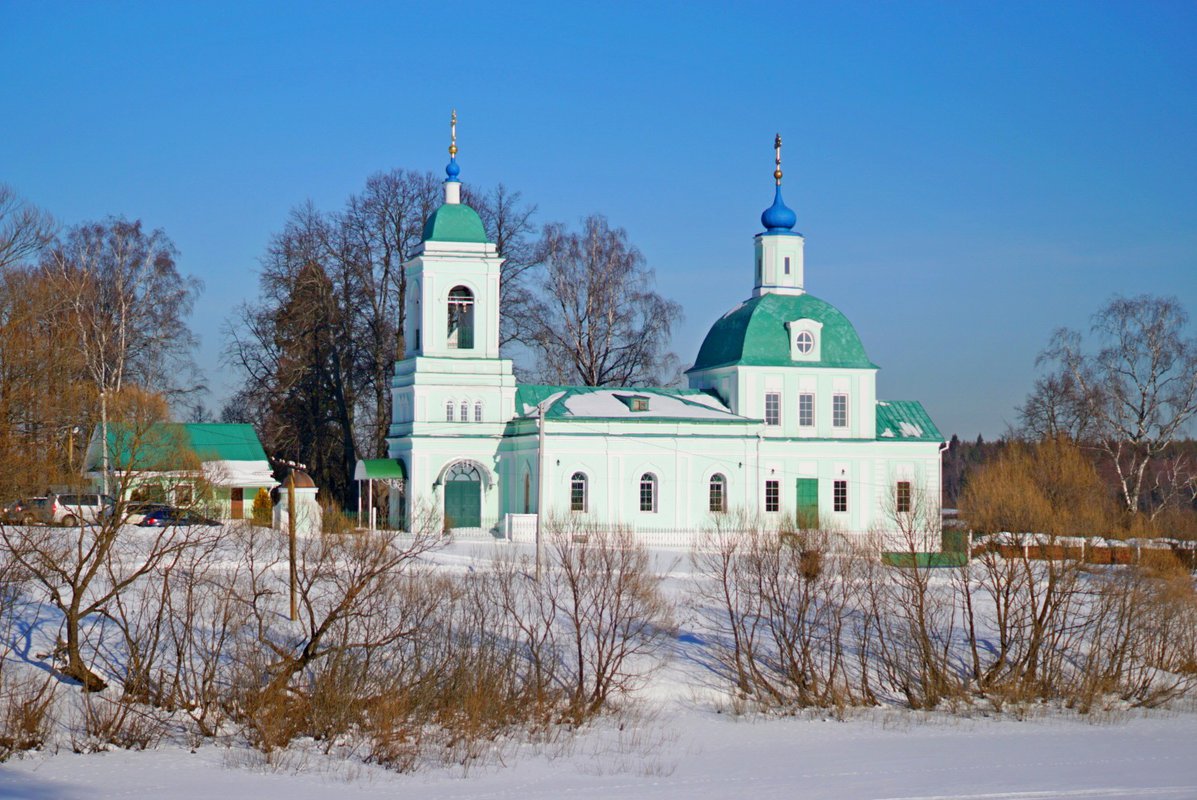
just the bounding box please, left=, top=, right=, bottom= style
left=446, top=461, right=482, bottom=482
left=474, top=401, right=483, bottom=423
left=570, top=472, right=588, bottom=513
left=447, top=285, right=475, bottom=349
left=445, top=400, right=455, bottom=422
left=709, top=473, right=727, bottom=513
left=460, top=401, right=468, bottom=422
left=639, top=473, right=657, bottom=513
left=523, top=470, right=531, bottom=513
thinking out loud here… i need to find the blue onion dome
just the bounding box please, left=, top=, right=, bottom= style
left=761, top=185, right=797, bottom=232
left=445, top=156, right=461, bottom=181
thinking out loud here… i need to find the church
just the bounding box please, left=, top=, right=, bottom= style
left=386, top=122, right=944, bottom=547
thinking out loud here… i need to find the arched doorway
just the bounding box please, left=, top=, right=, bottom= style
left=443, top=461, right=483, bottom=528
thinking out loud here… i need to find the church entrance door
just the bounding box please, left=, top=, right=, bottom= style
left=444, top=462, right=482, bottom=528
left=796, top=478, right=819, bottom=529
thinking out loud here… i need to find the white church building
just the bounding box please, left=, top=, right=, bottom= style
left=387, top=125, right=944, bottom=547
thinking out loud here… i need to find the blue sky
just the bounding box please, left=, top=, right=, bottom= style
left=2, top=1, right=1195, bottom=438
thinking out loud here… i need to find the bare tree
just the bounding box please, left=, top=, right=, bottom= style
left=0, top=404, right=214, bottom=691
left=523, top=215, right=682, bottom=386
left=1040, top=295, right=1197, bottom=514
left=0, top=185, right=55, bottom=272
left=45, top=218, right=201, bottom=494
left=463, top=183, right=541, bottom=349
left=1016, top=369, right=1095, bottom=441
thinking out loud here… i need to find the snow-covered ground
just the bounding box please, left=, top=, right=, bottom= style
left=3, top=538, right=1196, bottom=800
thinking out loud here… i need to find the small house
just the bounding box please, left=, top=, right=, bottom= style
left=83, top=422, right=277, bottom=520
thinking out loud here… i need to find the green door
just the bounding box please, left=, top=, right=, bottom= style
left=796, top=478, right=819, bottom=529
left=444, top=462, right=482, bottom=528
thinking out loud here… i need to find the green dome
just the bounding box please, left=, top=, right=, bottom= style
left=422, top=203, right=489, bottom=244
left=689, top=293, right=877, bottom=372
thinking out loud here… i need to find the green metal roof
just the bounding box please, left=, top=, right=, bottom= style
left=875, top=401, right=943, bottom=442
left=86, top=423, right=268, bottom=471
left=422, top=203, right=489, bottom=244
left=689, top=293, right=877, bottom=372
left=355, top=458, right=407, bottom=480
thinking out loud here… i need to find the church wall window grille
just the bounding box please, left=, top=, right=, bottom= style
left=474, top=401, right=483, bottom=423
left=460, top=401, right=468, bottom=422
left=445, top=400, right=455, bottom=422
left=709, top=474, right=727, bottom=513
left=832, top=393, right=849, bottom=428
left=896, top=480, right=912, bottom=513
left=639, top=473, right=657, bottom=513
left=765, top=392, right=780, bottom=426
left=570, top=472, right=588, bottom=513
left=765, top=479, right=780, bottom=512
left=799, top=392, right=814, bottom=426
left=833, top=480, right=848, bottom=512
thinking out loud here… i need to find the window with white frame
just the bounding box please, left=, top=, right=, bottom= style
left=794, top=330, right=814, bottom=354
left=639, top=473, right=657, bottom=513
left=445, top=400, right=455, bottom=422
left=799, top=392, right=814, bottom=427
left=709, top=473, right=727, bottom=513
left=474, top=401, right=483, bottom=423
left=460, top=401, right=468, bottom=422
left=896, top=480, right=912, bottom=513
left=570, top=472, right=588, bottom=513
left=765, top=392, right=781, bottom=426
left=765, top=479, right=780, bottom=512
left=832, top=393, right=849, bottom=428
left=833, top=480, right=848, bottom=512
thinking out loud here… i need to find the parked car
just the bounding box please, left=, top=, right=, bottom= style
left=138, top=506, right=221, bottom=528
left=3, top=497, right=47, bottom=524
left=40, top=493, right=115, bottom=526
left=103, top=501, right=170, bottom=526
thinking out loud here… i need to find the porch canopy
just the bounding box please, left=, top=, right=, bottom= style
left=354, top=458, right=406, bottom=530
left=354, top=458, right=407, bottom=481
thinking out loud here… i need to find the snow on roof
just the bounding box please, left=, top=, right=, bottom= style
left=561, top=390, right=741, bottom=420
left=521, top=391, right=566, bottom=416
left=201, top=460, right=277, bottom=488
left=898, top=421, right=924, bottom=438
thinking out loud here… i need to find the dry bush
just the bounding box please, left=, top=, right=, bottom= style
left=864, top=488, right=966, bottom=709
left=546, top=520, right=673, bottom=722
left=962, top=437, right=1118, bottom=537
left=319, top=499, right=354, bottom=534
left=0, top=669, right=55, bottom=761
left=693, top=513, right=872, bottom=711
left=251, top=488, right=273, bottom=527
left=72, top=692, right=164, bottom=753
left=1071, top=560, right=1197, bottom=711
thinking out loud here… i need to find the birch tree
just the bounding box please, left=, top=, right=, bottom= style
left=1040, top=295, right=1197, bottom=514
left=46, top=218, right=201, bottom=493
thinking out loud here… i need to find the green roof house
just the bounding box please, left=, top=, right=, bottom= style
left=84, top=422, right=277, bottom=520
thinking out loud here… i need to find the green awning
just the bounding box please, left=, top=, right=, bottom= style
left=354, top=458, right=407, bottom=481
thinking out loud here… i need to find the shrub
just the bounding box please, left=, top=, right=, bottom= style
left=251, top=488, right=272, bottom=527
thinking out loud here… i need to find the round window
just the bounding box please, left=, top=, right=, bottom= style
left=795, top=330, right=815, bottom=354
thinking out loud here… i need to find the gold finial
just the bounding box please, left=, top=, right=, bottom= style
left=773, top=133, right=783, bottom=185
left=449, top=109, right=458, bottom=157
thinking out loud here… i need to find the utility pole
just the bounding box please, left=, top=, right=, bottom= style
left=269, top=455, right=306, bottom=623
left=287, top=469, right=297, bottom=622
left=535, top=402, right=546, bottom=581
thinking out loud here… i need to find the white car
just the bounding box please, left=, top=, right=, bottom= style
left=40, top=493, right=115, bottom=527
